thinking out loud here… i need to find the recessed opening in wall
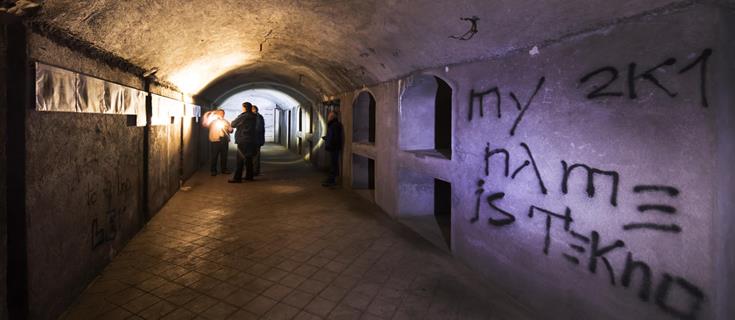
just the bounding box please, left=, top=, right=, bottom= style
left=352, top=153, right=375, bottom=201
left=353, top=91, right=376, bottom=144
left=397, top=168, right=452, bottom=251
left=288, top=110, right=292, bottom=149
left=299, top=107, right=303, bottom=132
left=400, top=75, right=453, bottom=159
left=434, top=178, right=451, bottom=248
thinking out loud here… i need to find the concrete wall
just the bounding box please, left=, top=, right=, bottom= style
left=25, top=32, right=145, bottom=320
left=148, top=86, right=183, bottom=215
left=712, top=5, right=735, bottom=320
left=183, top=117, right=200, bottom=179
left=324, top=4, right=733, bottom=320
left=23, top=30, right=199, bottom=319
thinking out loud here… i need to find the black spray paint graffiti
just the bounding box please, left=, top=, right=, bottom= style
left=534, top=208, right=704, bottom=320
left=88, top=174, right=132, bottom=249
left=579, top=48, right=713, bottom=107
left=623, top=185, right=683, bottom=233
left=561, top=161, right=619, bottom=207
left=483, top=142, right=547, bottom=194
left=468, top=77, right=546, bottom=137
left=92, top=207, right=122, bottom=249
left=449, top=16, right=479, bottom=41
left=470, top=141, right=704, bottom=319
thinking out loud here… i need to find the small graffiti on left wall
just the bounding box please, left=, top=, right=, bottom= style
left=89, top=172, right=132, bottom=249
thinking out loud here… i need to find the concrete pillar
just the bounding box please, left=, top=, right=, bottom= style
left=4, top=21, right=28, bottom=320
left=0, top=22, right=7, bottom=320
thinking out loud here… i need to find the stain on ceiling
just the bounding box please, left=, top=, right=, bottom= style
left=29, top=0, right=683, bottom=100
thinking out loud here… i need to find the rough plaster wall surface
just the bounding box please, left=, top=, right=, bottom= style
left=370, top=82, right=400, bottom=216
left=25, top=32, right=148, bottom=320
left=147, top=85, right=185, bottom=214
left=149, top=119, right=182, bottom=215
left=37, top=0, right=690, bottom=97
left=0, top=25, right=8, bottom=320
left=339, top=92, right=356, bottom=189
left=26, top=112, right=144, bottom=320
left=399, top=75, right=438, bottom=150
left=713, top=7, right=735, bottom=320
left=183, top=117, right=199, bottom=179
left=410, top=6, right=721, bottom=320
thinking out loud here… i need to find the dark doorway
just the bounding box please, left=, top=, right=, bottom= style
left=368, top=158, right=375, bottom=190
left=434, top=77, right=452, bottom=158
left=308, top=106, right=313, bottom=158
left=434, top=178, right=451, bottom=248
left=368, top=96, right=376, bottom=143
left=352, top=154, right=375, bottom=201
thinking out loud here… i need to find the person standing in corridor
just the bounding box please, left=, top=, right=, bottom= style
left=208, top=110, right=233, bottom=176
left=252, top=105, right=266, bottom=176
left=322, top=111, right=343, bottom=187
left=229, top=102, right=258, bottom=182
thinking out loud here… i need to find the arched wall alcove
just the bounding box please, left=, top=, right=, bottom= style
left=352, top=91, right=376, bottom=144
left=399, top=74, right=453, bottom=158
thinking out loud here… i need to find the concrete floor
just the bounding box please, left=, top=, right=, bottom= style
left=61, top=144, right=535, bottom=320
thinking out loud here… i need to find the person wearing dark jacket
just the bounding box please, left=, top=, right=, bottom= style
left=229, top=102, right=258, bottom=182
left=252, top=105, right=266, bottom=176
left=321, top=111, right=343, bottom=187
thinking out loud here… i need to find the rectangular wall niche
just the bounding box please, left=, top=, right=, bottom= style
left=397, top=169, right=452, bottom=250
left=352, top=154, right=375, bottom=201
left=434, top=178, right=452, bottom=248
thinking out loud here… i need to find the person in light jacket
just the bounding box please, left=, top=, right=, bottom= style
left=207, top=110, right=233, bottom=176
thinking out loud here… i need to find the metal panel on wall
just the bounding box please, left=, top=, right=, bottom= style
left=184, top=103, right=201, bottom=119
left=35, top=62, right=76, bottom=112
left=151, top=94, right=184, bottom=125
left=35, top=62, right=148, bottom=126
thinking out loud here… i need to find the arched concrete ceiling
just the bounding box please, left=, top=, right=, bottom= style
left=33, top=0, right=683, bottom=97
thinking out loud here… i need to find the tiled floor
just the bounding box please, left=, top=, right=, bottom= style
left=61, top=144, right=535, bottom=320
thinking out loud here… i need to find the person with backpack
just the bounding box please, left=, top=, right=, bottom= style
left=229, top=102, right=258, bottom=182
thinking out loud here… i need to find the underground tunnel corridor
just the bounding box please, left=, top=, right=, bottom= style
left=61, top=144, right=534, bottom=320
left=1, top=1, right=734, bottom=320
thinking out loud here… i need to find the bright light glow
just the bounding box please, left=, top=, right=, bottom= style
left=218, top=89, right=301, bottom=143
left=169, top=52, right=248, bottom=94
left=214, top=120, right=225, bottom=131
